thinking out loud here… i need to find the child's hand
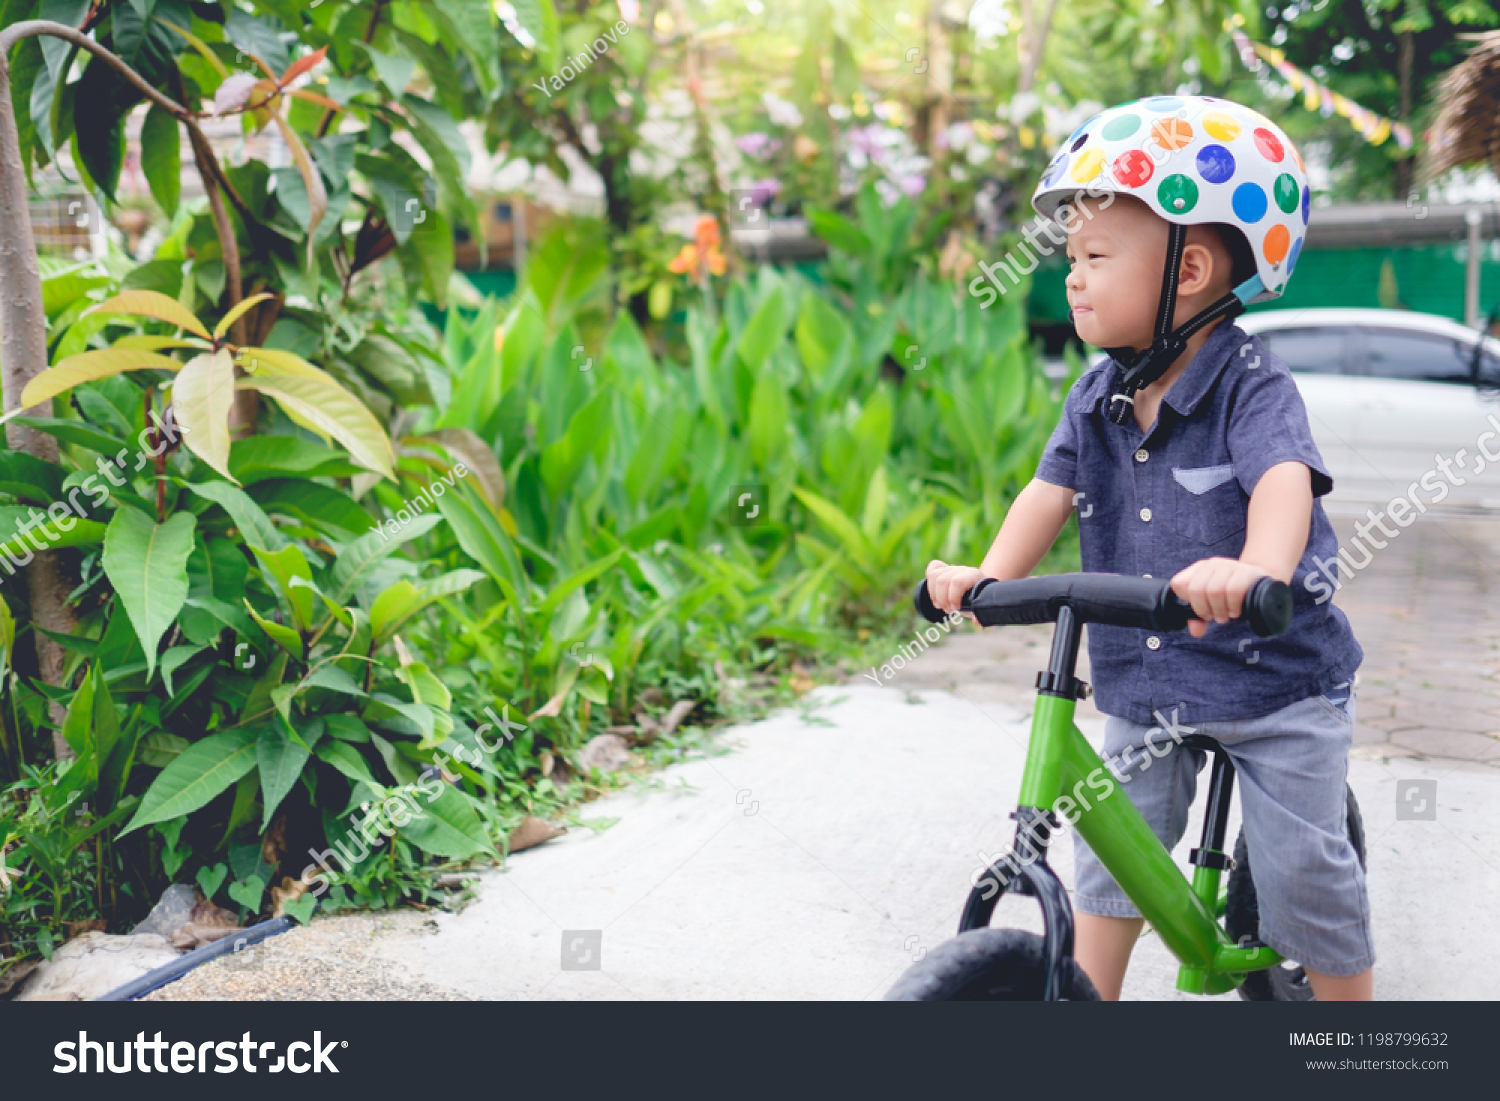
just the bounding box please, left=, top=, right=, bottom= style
left=1169, top=557, right=1271, bottom=638
left=926, top=560, right=987, bottom=618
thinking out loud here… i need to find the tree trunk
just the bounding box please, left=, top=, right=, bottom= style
left=1396, top=28, right=1414, bottom=200
left=0, top=37, right=75, bottom=758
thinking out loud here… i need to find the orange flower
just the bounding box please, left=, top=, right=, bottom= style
left=669, top=215, right=725, bottom=278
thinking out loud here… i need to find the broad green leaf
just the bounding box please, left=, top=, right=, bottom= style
left=187, top=479, right=290, bottom=552
left=120, top=725, right=259, bottom=835
left=258, top=718, right=311, bottom=830
left=804, top=206, right=871, bottom=256
left=370, top=569, right=483, bottom=642
left=11, top=416, right=128, bottom=456
left=172, top=349, right=237, bottom=483
left=160, top=643, right=206, bottom=697
left=748, top=370, right=788, bottom=468
left=400, top=785, right=494, bottom=859
left=433, top=485, right=524, bottom=607
left=0, top=595, right=12, bottom=679
left=509, top=0, right=560, bottom=71
left=21, top=348, right=184, bottom=407
left=248, top=478, right=375, bottom=538
left=101, top=509, right=196, bottom=678
left=238, top=372, right=395, bottom=480
left=86, top=289, right=211, bottom=338
left=245, top=601, right=304, bottom=660
left=301, top=665, right=366, bottom=698
left=315, top=738, right=379, bottom=786
left=792, top=487, right=874, bottom=575
left=229, top=434, right=367, bottom=484
left=326, top=512, right=442, bottom=607
left=395, top=661, right=451, bottom=711
left=736, top=284, right=788, bottom=372
left=252, top=543, right=316, bottom=631
left=140, top=103, right=180, bottom=218
left=0, top=451, right=65, bottom=503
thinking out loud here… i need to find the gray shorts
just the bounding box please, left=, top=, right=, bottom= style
left=1072, top=685, right=1375, bottom=978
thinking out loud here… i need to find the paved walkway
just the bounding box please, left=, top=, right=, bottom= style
left=146, top=508, right=1500, bottom=1001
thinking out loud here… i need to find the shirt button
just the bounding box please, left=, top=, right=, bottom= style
left=1135, top=449, right=1149, bottom=463
left=1146, top=636, right=1162, bottom=650
left=1139, top=507, right=1152, bottom=522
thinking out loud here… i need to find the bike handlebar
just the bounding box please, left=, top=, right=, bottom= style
left=914, top=572, right=1294, bottom=639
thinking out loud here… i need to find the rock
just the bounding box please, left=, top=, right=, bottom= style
left=576, top=733, right=631, bottom=773
left=170, top=924, right=241, bottom=951
left=15, top=932, right=180, bottom=1001
left=507, top=817, right=564, bottom=854
left=131, top=883, right=198, bottom=940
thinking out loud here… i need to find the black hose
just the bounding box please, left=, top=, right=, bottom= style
left=94, top=916, right=296, bottom=1002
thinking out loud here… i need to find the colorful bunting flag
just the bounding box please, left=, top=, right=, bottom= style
left=1225, top=21, right=1414, bottom=150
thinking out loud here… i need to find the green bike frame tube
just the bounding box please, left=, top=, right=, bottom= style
left=1019, top=696, right=1282, bottom=989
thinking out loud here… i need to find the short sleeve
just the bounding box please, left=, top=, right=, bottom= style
left=1226, top=358, right=1334, bottom=499
left=1034, top=390, right=1080, bottom=490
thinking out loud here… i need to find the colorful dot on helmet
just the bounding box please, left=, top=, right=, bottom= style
left=1071, top=130, right=1092, bottom=152
left=1102, top=114, right=1141, bottom=141
left=1202, top=112, right=1241, bottom=142
left=1144, top=96, right=1183, bottom=111
left=1263, top=224, right=1290, bottom=264
left=1253, top=128, right=1285, bottom=162
left=1158, top=173, right=1198, bottom=214
left=1273, top=173, right=1300, bottom=214
left=1196, top=144, right=1235, bottom=184
left=1232, top=181, right=1268, bottom=223
left=1066, top=114, right=1101, bottom=145
left=1070, top=147, right=1104, bottom=182
left=1301, top=184, right=1311, bottom=225
left=1150, top=117, right=1193, bottom=150
left=1288, top=236, right=1303, bottom=272
left=1112, top=149, right=1154, bottom=188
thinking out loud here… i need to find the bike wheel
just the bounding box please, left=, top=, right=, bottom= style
left=884, top=928, right=1101, bottom=1001
left=1224, top=784, right=1366, bottom=1002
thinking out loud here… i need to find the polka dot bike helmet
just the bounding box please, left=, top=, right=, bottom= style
left=1031, top=95, right=1311, bottom=424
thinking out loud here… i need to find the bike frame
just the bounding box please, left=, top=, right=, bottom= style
left=968, top=603, right=1282, bottom=996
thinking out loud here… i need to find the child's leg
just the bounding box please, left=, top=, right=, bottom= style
left=1072, top=713, right=1205, bottom=999
left=1223, top=690, right=1375, bottom=995
left=1305, top=967, right=1373, bottom=1001
left=1074, top=913, right=1145, bottom=1000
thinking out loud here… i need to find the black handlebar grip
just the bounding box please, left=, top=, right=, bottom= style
left=1245, top=575, right=1294, bottom=637
left=914, top=579, right=944, bottom=623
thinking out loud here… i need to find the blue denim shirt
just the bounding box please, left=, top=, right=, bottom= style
left=1033, top=319, right=1363, bottom=725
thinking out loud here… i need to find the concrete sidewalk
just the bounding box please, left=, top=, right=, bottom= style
left=373, top=682, right=1499, bottom=1000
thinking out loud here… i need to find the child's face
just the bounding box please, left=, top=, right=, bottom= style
left=1062, top=194, right=1172, bottom=352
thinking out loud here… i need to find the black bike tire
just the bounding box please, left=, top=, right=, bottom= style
left=1225, top=784, right=1366, bottom=1002
left=884, top=928, right=1101, bottom=1001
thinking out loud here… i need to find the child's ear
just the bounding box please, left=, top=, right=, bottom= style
left=1176, top=241, right=1218, bottom=296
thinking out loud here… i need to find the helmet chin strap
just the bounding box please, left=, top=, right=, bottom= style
left=1100, top=223, right=1258, bottom=427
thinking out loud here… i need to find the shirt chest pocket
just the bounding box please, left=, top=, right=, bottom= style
left=1168, top=463, right=1246, bottom=546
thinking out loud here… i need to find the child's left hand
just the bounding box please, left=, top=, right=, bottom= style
left=1169, top=557, right=1272, bottom=639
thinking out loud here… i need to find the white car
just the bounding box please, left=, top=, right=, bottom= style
left=1234, top=308, right=1500, bottom=514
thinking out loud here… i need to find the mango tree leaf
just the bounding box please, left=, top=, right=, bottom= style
left=101, top=509, right=196, bottom=678
left=257, top=718, right=311, bottom=830
left=86, top=290, right=211, bottom=338
left=140, top=103, right=180, bottom=217
left=187, top=479, right=290, bottom=552
left=400, top=785, right=494, bottom=859
left=10, top=416, right=129, bottom=456
left=326, top=512, right=442, bottom=607
left=237, top=371, right=395, bottom=480
left=736, top=284, right=787, bottom=371
left=172, top=349, right=237, bottom=483
left=229, top=434, right=366, bottom=484
left=120, top=725, right=259, bottom=835
left=245, top=601, right=303, bottom=660
left=0, top=452, right=65, bottom=504
left=315, top=738, right=379, bottom=786
left=20, top=348, right=184, bottom=407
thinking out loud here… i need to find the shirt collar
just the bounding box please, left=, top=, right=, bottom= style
left=1082, top=319, right=1249, bottom=421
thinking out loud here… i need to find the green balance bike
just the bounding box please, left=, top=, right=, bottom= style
left=886, top=572, right=1366, bottom=1002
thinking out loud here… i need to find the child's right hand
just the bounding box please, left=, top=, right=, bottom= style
left=925, top=560, right=987, bottom=616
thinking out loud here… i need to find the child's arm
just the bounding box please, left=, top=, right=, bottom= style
left=1170, top=459, right=1313, bottom=638
left=926, top=477, right=1078, bottom=614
